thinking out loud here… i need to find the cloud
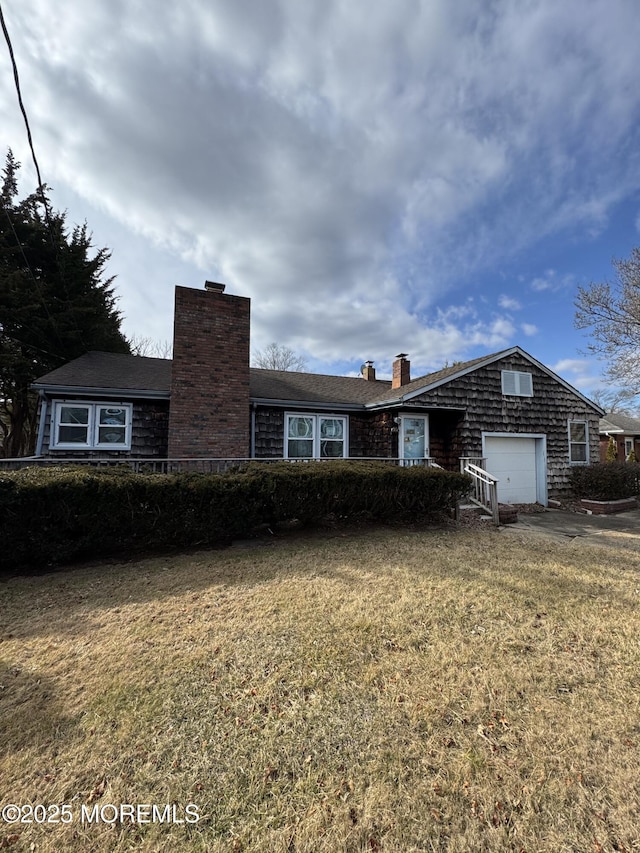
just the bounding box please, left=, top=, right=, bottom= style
left=550, top=357, right=606, bottom=393
left=521, top=323, right=538, bottom=336
left=499, top=295, right=522, bottom=311
left=553, top=358, right=590, bottom=374
left=2, top=0, right=640, bottom=371
left=530, top=270, right=576, bottom=292
left=254, top=293, right=517, bottom=377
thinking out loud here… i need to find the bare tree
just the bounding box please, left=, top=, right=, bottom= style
left=587, top=387, right=639, bottom=415
left=575, top=247, right=640, bottom=397
left=129, top=335, right=173, bottom=358
left=252, top=342, right=307, bottom=371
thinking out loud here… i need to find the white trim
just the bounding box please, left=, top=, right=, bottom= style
left=482, top=432, right=548, bottom=506
left=284, top=412, right=349, bottom=459
left=252, top=397, right=362, bottom=411
left=568, top=419, right=589, bottom=465
left=35, top=392, right=48, bottom=457
left=33, top=384, right=168, bottom=399
left=50, top=400, right=133, bottom=451
left=625, top=438, right=634, bottom=459
left=399, top=415, right=430, bottom=461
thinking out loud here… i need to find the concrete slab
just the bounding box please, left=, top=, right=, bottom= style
left=505, top=506, right=640, bottom=551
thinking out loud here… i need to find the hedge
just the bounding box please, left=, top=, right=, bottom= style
left=0, top=461, right=472, bottom=571
left=570, top=461, right=640, bottom=501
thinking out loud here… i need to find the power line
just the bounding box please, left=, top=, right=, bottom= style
left=0, top=2, right=86, bottom=355
left=0, top=3, right=128, bottom=367
left=0, top=1, right=48, bottom=213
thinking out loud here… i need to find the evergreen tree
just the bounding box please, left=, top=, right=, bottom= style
left=0, top=150, right=129, bottom=456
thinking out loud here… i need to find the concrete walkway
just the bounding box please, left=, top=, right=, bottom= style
left=506, top=506, right=640, bottom=550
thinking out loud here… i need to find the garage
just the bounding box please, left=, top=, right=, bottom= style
left=484, top=435, right=541, bottom=504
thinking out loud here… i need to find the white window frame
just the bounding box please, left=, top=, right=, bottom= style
left=399, top=415, right=429, bottom=462
left=625, top=438, right=634, bottom=459
left=51, top=401, right=133, bottom=450
left=284, top=413, right=349, bottom=460
left=501, top=370, right=533, bottom=397
left=568, top=419, right=589, bottom=464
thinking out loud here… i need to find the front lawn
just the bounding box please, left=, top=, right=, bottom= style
left=1, top=527, right=639, bottom=852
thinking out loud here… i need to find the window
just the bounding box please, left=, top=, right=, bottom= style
left=56, top=404, right=91, bottom=445
left=501, top=370, right=533, bottom=397
left=625, top=438, right=634, bottom=460
left=285, top=414, right=348, bottom=459
left=52, top=402, right=132, bottom=450
left=568, top=420, right=588, bottom=463
left=400, top=416, right=429, bottom=461
left=97, top=406, right=128, bottom=446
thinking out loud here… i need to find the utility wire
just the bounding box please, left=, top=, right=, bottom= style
left=0, top=1, right=85, bottom=356
left=0, top=1, right=49, bottom=216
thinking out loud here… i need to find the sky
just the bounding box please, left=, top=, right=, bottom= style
left=2, top=0, right=640, bottom=397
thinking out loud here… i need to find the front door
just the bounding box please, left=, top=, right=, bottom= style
left=400, top=416, right=428, bottom=462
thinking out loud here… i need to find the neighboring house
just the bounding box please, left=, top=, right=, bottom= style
left=599, top=413, right=640, bottom=461
left=30, top=282, right=604, bottom=503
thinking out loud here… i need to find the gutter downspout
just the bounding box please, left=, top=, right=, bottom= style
left=35, top=390, right=48, bottom=457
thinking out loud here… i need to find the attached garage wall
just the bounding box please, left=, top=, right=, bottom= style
left=409, top=351, right=601, bottom=499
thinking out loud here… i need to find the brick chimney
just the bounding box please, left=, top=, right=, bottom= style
left=392, top=353, right=410, bottom=389
left=361, top=360, right=376, bottom=381
left=168, top=283, right=251, bottom=458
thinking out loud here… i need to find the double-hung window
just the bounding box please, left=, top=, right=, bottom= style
left=568, top=420, right=588, bottom=463
left=51, top=402, right=132, bottom=450
left=285, top=414, right=348, bottom=459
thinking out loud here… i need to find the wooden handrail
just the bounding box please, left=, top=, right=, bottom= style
left=462, top=462, right=500, bottom=526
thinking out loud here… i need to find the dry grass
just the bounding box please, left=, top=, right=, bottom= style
left=2, top=526, right=640, bottom=852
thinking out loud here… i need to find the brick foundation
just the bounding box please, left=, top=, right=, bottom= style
left=580, top=497, right=638, bottom=514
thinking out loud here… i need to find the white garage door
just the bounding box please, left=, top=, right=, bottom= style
left=484, top=436, right=538, bottom=504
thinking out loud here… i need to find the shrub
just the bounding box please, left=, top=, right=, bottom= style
left=570, top=462, right=640, bottom=501
left=0, top=465, right=265, bottom=570
left=245, top=461, right=470, bottom=525
left=0, top=462, right=471, bottom=571
left=605, top=435, right=618, bottom=463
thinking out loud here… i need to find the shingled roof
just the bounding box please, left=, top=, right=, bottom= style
left=249, top=368, right=391, bottom=405
left=33, top=352, right=172, bottom=395
left=373, top=352, right=497, bottom=403
left=33, top=346, right=600, bottom=411
left=33, top=349, right=500, bottom=407
left=600, top=413, right=640, bottom=434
